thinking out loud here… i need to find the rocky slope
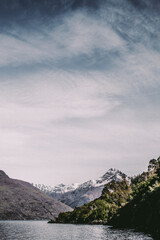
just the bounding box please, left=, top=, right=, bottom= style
left=0, top=170, right=72, bottom=220
left=34, top=169, right=130, bottom=208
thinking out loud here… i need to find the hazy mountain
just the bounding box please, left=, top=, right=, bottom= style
left=0, top=170, right=72, bottom=220
left=34, top=168, right=130, bottom=208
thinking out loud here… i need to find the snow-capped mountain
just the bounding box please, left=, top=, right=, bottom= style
left=33, top=168, right=130, bottom=208
left=51, top=183, right=81, bottom=194
left=33, top=183, right=80, bottom=195
left=77, top=168, right=130, bottom=190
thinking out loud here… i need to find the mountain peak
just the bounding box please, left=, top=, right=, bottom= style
left=0, top=170, right=9, bottom=179
left=96, top=168, right=128, bottom=186
left=102, top=168, right=121, bottom=177
left=33, top=168, right=130, bottom=208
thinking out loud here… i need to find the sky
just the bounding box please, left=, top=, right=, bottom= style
left=0, top=0, right=160, bottom=186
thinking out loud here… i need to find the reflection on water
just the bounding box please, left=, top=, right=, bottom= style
left=0, top=221, right=153, bottom=240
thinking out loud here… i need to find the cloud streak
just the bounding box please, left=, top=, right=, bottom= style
left=0, top=11, right=125, bottom=68
left=0, top=0, right=160, bottom=185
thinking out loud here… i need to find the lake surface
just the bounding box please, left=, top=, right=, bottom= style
left=0, top=221, right=153, bottom=240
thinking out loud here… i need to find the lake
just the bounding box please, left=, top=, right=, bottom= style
left=0, top=221, right=153, bottom=240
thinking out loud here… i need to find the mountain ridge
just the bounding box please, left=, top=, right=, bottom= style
left=49, top=175, right=131, bottom=224
left=49, top=157, right=160, bottom=239
left=34, top=168, right=130, bottom=208
left=0, top=170, right=72, bottom=220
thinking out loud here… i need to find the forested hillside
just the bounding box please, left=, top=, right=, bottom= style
left=109, top=158, right=160, bottom=239
left=49, top=157, right=160, bottom=239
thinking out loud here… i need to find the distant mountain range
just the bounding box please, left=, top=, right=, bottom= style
left=49, top=157, right=160, bottom=239
left=34, top=168, right=130, bottom=208
left=0, top=170, right=72, bottom=220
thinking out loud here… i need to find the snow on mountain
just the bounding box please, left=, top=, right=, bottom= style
left=51, top=183, right=81, bottom=194
left=33, top=168, right=130, bottom=208
left=95, top=168, right=130, bottom=186
left=33, top=182, right=80, bottom=195
left=70, top=168, right=130, bottom=191
left=33, top=183, right=54, bottom=194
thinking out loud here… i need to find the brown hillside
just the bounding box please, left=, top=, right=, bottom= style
left=0, top=170, right=72, bottom=220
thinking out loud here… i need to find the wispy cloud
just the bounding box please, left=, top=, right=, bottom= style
left=0, top=11, right=125, bottom=68
left=0, top=0, right=160, bottom=184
